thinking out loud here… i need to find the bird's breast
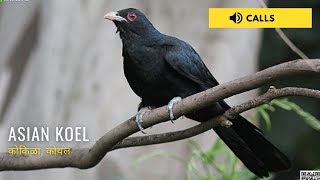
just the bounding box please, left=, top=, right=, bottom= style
left=124, top=54, right=165, bottom=85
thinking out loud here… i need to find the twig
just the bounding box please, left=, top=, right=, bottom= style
left=257, top=0, right=319, bottom=72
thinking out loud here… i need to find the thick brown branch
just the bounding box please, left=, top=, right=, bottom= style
left=0, top=59, right=319, bottom=171
left=111, top=87, right=320, bottom=150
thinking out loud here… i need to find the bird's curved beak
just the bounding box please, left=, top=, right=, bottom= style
left=104, top=11, right=128, bottom=22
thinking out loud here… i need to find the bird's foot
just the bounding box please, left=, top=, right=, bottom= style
left=167, top=96, right=182, bottom=123
left=136, top=106, right=152, bottom=134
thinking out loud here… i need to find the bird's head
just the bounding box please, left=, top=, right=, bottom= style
left=104, top=8, right=159, bottom=40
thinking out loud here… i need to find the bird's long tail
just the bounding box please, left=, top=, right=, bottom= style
left=214, top=115, right=291, bottom=177
left=187, top=101, right=291, bottom=178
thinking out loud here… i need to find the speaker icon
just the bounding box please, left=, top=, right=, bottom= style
left=229, top=12, right=243, bottom=24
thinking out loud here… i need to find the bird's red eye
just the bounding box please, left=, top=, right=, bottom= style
left=127, top=12, right=137, bottom=21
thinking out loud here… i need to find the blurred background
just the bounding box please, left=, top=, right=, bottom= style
left=0, top=0, right=318, bottom=180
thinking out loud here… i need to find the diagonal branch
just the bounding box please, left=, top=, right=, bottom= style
left=0, top=59, right=319, bottom=171
left=257, top=0, right=308, bottom=59
left=257, top=0, right=319, bottom=72
left=110, top=87, right=320, bottom=151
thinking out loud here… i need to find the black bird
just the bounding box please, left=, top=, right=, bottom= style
left=104, top=8, right=291, bottom=177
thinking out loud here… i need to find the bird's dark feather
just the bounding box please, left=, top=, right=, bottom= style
left=163, top=38, right=219, bottom=90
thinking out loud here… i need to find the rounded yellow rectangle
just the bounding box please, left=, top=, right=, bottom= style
left=209, top=8, right=312, bottom=28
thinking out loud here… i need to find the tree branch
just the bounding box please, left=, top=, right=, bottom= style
left=110, top=87, right=320, bottom=150
left=0, top=59, right=319, bottom=171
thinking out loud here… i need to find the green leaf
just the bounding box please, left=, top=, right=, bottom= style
left=203, top=139, right=223, bottom=164
left=268, top=98, right=320, bottom=131
left=257, top=108, right=272, bottom=130
left=201, top=176, right=216, bottom=180
left=228, top=154, right=239, bottom=180
left=211, top=162, right=225, bottom=174
left=271, top=99, right=292, bottom=111
left=211, top=138, right=223, bottom=152
left=287, top=102, right=320, bottom=131
left=186, top=159, right=203, bottom=180
left=261, top=104, right=276, bottom=112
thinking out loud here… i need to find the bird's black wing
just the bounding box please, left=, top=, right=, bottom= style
left=163, top=39, right=219, bottom=90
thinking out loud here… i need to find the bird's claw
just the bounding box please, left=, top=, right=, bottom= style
left=135, top=107, right=152, bottom=134
left=167, top=96, right=182, bottom=123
